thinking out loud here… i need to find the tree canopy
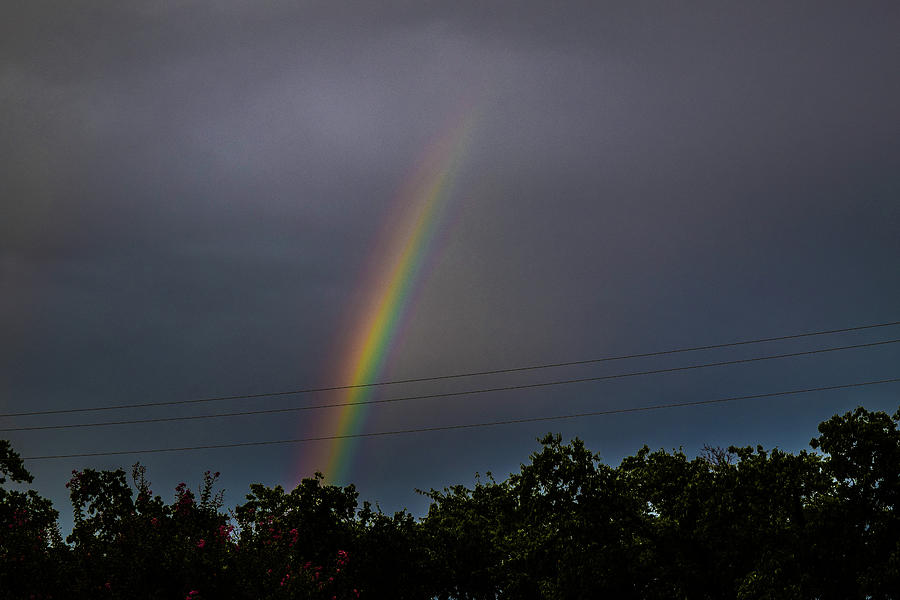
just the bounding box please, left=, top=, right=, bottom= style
left=3, top=403, right=900, bottom=599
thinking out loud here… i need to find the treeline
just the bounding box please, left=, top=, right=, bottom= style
left=2, top=404, right=900, bottom=599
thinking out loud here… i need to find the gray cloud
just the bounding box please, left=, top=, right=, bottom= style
left=2, top=1, right=898, bottom=528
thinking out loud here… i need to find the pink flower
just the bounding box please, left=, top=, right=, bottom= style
left=216, top=523, right=233, bottom=540
left=196, top=539, right=206, bottom=549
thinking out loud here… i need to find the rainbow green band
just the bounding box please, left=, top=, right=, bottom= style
left=314, top=109, right=478, bottom=483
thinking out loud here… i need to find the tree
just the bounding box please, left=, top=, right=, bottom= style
left=505, top=434, right=648, bottom=599
left=421, top=474, right=514, bottom=599
left=2, top=400, right=899, bottom=599
left=0, top=440, right=61, bottom=600
left=353, top=502, right=430, bottom=599
left=809, top=406, right=900, bottom=599
left=231, top=473, right=360, bottom=599
left=64, top=464, right=233, bottom=599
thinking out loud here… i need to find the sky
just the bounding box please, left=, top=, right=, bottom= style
left=2, top=1, right=899, bottom=534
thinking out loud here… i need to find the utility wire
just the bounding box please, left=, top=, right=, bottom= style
left=5, top=338, right=899, bottom=433
left=3, top=320, right=899, bottom=419
left=22, top=377, right=900, bottom=460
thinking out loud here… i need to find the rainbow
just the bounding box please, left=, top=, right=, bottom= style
left=309, top=109, right=478, bottom=483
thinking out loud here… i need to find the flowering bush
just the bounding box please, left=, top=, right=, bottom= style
left=227, top=474, right=363, bottom=599
left=0, top=457, right=364, bottom=600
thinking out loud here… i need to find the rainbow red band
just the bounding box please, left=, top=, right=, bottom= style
left=308, top=109, right=479, bottom=483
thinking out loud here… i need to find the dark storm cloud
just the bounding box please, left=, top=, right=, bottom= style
left=2, top=1, right=898, bottom=529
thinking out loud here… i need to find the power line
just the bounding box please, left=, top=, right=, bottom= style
left=5, top=338, right=899, bottom=433
left=3, top=320, right=899, bottom=419
left=21, top=377, right=900, bottom=461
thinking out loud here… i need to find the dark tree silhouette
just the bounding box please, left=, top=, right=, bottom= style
left=2, top=403, right=899, bottom=599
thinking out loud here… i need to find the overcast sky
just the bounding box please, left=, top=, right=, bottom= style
left=2, top=1, right=899, bottom=532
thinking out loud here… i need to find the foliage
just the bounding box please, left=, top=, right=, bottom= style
left=230, top=474, right=360, bottom=599
left=2, top=402, right=899, bottom=598
left=0, top=440, right=61, bottom=600
left=421, top=473, right=514, bottom=599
